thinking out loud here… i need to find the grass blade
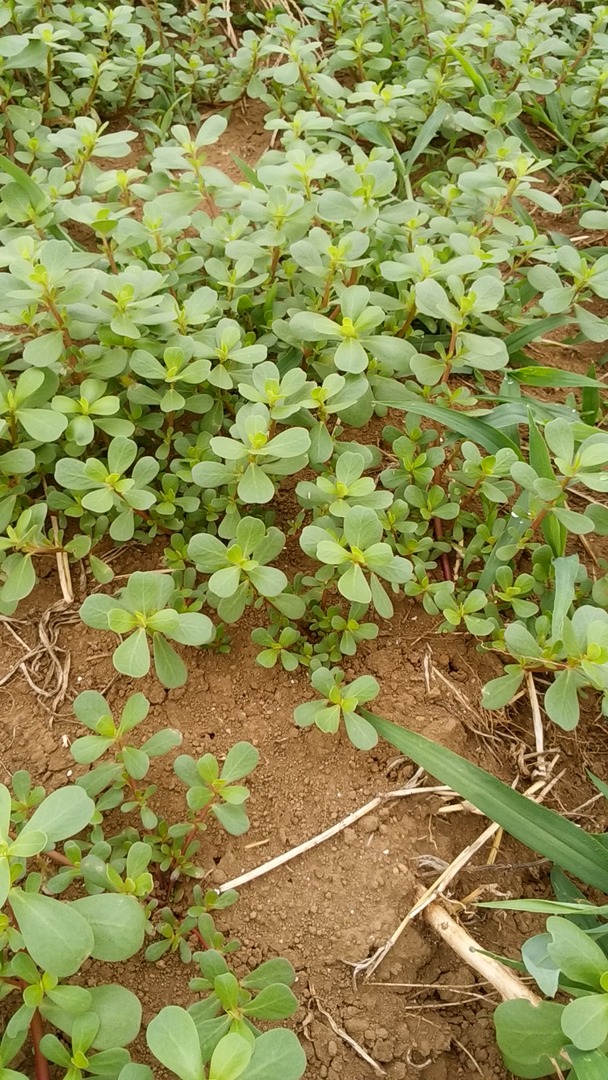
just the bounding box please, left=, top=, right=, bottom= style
left=510, top=366, right=601, bottom=389
left=504, top=316, right=569, bottom=354
left=0, top=152, right=84, bottom=249
left=230, top=155, right=266, bottom=189
left=362, top=710, right=608, bottom=894
left=372, top=381, right=521, bottom=455
left=581, top=365, right=600, bottom=425
left=402, top=103, right=450, bottom=174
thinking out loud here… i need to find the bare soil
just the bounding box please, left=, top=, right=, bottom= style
left=2, top=111, right=608, bottom=1080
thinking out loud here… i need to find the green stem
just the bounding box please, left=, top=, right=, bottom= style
left=41, top=50, right=52, bottom=117
left=123, top=60, right=143, bottom=113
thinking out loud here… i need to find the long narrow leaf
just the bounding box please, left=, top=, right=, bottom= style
left=582, top=365, right=601, bottom=425
left=0, top=152, right=48, bottom=209
left=0, top=153, right=85, bottom=250
left=372, top=381, right=521, bottom=455
left=362, top=710, right=608, bottom=894
left=504, top=316, right=569, bottom=353
left=230, top=155, right=266, bottom=190
left=510, top=366, right=601, bottom=389
left=402, top=104, right=450, bottom=174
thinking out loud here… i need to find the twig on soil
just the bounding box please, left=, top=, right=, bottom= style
left=216, top=770, right=441, bottom=893
left=309, top=985, right=386, bottom=1076
left=452, top=1037, right=484, bottom=1076
left=422, top=901, right=540, bottom=1005
left=221, top=0, right=238, bottom=49
left=0, top=603, right=76, bottom=715
left=527, top=672, right=547, bottom=777
left=50, top=515, right=73, bottom=604
left=350, top=771, right=562, bottom=983
left=406, top=1049, right=431, bottom=1070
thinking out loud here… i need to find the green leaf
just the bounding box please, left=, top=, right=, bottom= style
left=1, top=554, right=35, bottom=604
left=71, top=735, right=114, bottom=765
left=9, top=830, right=47, bottom=857
left=79, top=594, right=117, bottom=630
left=166, top=612, right=214, bottom=646
left=237, top=464, right=275, bottom=504
left=361, top=711, right=608, bottom=892
left=567, top=1046, right=608, bottom=1079
left=18, top=408, right=67, bottom=441
left=481, top=671, right=524, bottom=709
left=10, top=890, right=94, bottom=977
left=209, top=1034, right=252, bottom=1080
left=152, top=633, right=187, bottom=688
left=343, top=711, right=378, bottom=750
left=20, top=786, right=94, bottom=844
left=521, top=934, right=560, bottom=997
left=125, top=571, right=173, bottom=614
left=147, top=1007, right=203, bottom=1080
left=544, top=670, right=581, bottom=731
left=39, top=1035, right=72, bottom=1069
left=221, top=743, right=259, bottom=784
left=373, top=385, right=521, bottom=456
left=562, top=995, right=608, bottom=1052
left=510, top=367, right=601, bottom=388
left=0, top=783, right=11, bottom=840
left=121, top=746, right=149, bottom=780
left=114, top=630, right=150, bottom=678
left=71, top=895, right=145, bottom=961
left=240, top=1029, right=306, bottom=1080
left=552, top=555, right=579, bottom=641
left=212, top=802, right=249, bottom=836
left=338, top=562, right=371, bottom=604
left=546, top=917, right=608, bottom=990
left=494, top=1000, right=567, bottom=1077
left=241, top=985, right=298, bottom=1020
left=87, top=986, right=142, bottom=1049
left=241, top=959, right=295, bottom=990
left=0, top=859, right=10, bottom=908
left=140, top=729, right=182, bottom=757
left=402, top=103, right=450, bottom=173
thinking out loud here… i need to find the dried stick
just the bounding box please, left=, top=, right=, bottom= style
left=352, top=772, right=563, bottom=981
left=51, top=515, right=73, bottom=605
left=527, top=671, right=547, bottom=777
left=310, top=986, right=386, bottom=1076
left=217, top=771, right=444, bottom=894
left=423, top=901, right=540, bottom=1005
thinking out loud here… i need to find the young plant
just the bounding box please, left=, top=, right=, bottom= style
left=294, top=666, right=380, bottom=749
left=79, top=570, right=214, bottom=687
left=147, top=1014, right=306, bottom=1080
left=0, top=780, right=146, bottom=1080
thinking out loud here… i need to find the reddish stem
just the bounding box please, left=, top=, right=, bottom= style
left=31, top=1008, right=50, bottom=1080
left=193, top=928, right=209, bottom=950
left=46, top=849, right=71, bottom=866
left=433, top=517, right=453, bottom=581
left=180, top=800, right=216, bottom=863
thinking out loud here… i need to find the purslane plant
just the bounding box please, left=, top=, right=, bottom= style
left=79, top=571, right=214, bottom=687
left=0, top=680, right=305, bottom=1080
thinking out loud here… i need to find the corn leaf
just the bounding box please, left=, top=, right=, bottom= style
left=362, top=710, right=608, bottom=894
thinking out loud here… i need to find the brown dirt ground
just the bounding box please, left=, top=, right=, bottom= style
left=3, top=559, right=608, bottom=1080
left=2, top=110, right=608, bottom=1080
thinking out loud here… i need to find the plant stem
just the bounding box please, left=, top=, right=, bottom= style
left=101, top=237, right=118, bottom=274
left=41, top=50, right=52, bottom=117
left=123, top=60, right=144, bottom=113
left=180, top=800, right=216, bottom=862
left=30, top=1008, right=50, bottom=1080
left=46, top=848, right=71, bottom=866
left=433, top=516, right=453, bottom=581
